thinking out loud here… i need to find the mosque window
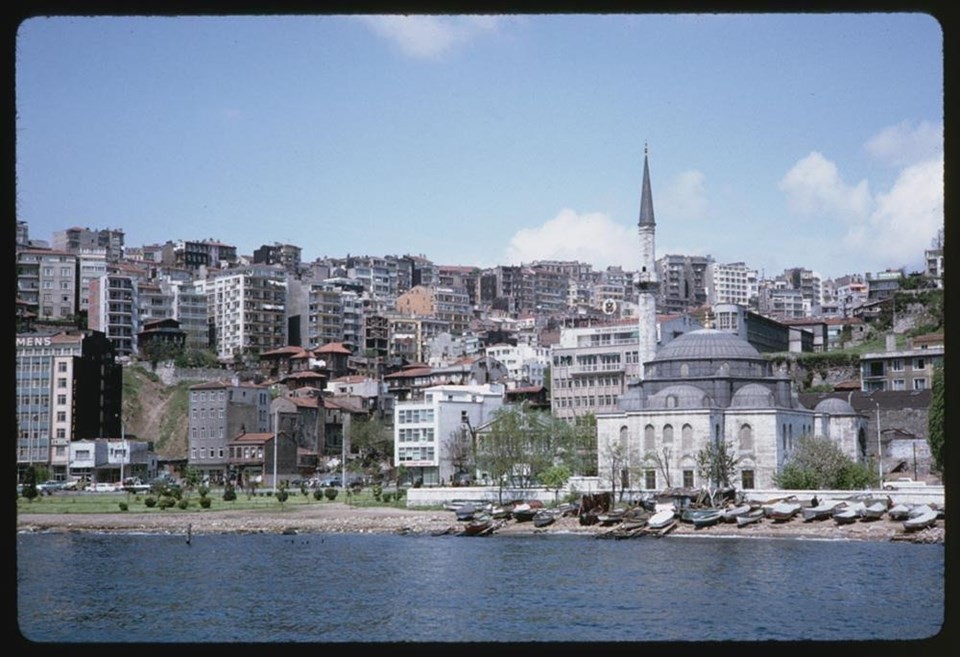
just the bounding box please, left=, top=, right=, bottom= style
left=739, top=424, right=753, bottom=451
left=741, top=470, right=755, bottom=490
left=666, top=395, right=678, bottom=409
left=644, top=469, right=657, bottom=490
left=644, top=425, right=655, bottom=451
left=681, top=424, right=693, bottom=450
left=683, top=470, right=694, bottom=488
left=663, top=424, right=674, bottom=444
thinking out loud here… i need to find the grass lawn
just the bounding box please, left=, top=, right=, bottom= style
left=16, top=488, right=411, bottom=515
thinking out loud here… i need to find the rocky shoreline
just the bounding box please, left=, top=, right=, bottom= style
left=16, top=502, right=945, bottom=543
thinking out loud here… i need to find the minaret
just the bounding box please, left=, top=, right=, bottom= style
left=636, top=144, right=659, bottom=379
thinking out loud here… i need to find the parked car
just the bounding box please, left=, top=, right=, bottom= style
left=37, top=480, right=67, bottom=494
left=318, top=477, right=342, bottom=488
left=90, top=482, right=120, bottom=493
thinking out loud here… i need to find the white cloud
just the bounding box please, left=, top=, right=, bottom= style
left=359, top=15, right=502, bottom=58
left=864, top=120, right=943, bottom=167
left=843, top=157, right=944, bottom=268
left=778, top=151, right=871, bottom=219
left=504, top=209, right=640, bottom=269
left=658, top=169, right=707, bottom=220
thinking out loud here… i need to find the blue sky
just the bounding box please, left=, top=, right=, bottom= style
left=15, top=13, right=944, bottom=280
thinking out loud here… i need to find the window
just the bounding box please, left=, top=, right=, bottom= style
left=644, top=469, right=657, bottom=490
left=891, top=359, right=904, bottom=372
left=914, top=379, right=927, bottom=390
left=914, top=358, right=926, bottom=370
left=57, top=394, right=66, bottom=405
left=57, top=378, right=67, bottom=388
left=739, top=424, right=754, bottom=451
left=683, top=470, right=694, bottom=488
left=681, top=424, right=693, bottom=450
left=662, top=424, right=674, bottom=444
left=57, top=362, right=67, bottom=373
left=56, top=411, right=66, bottom=422
left=741, top=469, right=755, bottom=490
left=644, top=425, right=655, bottom=451
left=892, top=379, right=906, bottom=391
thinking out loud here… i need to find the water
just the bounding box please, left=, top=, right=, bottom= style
left=17, top=531, right=945, bottom=643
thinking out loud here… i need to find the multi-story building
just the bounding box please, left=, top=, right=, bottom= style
left=758, top=282, right=807, bottom=319
left=167, top=277, right=210, bottom=350
left=88, top=273, right=139, bottom=357
left=253, top=242, right=302, bottom=272
left=865, top=269, right=903, bottom=302
left=53, top=226, right=125, bottom=262
left=136, top=280, right=175, bottom=325
left=207, top=264, right=288, bottom=363
left=346, top=255, right=399, bottom=301
left=712, top=303, right=792, bottom=353
left=656, top=254, right=712, bottom=314
left=782, top=267, right=823, bottom=315
left=833, top=274, right=869, bottom=316
left=17, top=249, right=79, bottom=322
left=187, top=379, right=272, bottom=481
left=393, top=382, right=505, bottom=486
left=437, top=265, right=482, bottom=308
left=924, top=246, right=943, bottom=288
left=15, top=329, right=121, bottom=480
left=707, top=261, right=759, bottom=308
left=77, top=250, right=109, bottom=317
left=395, top=285, right=472, bottom=335
left=484, top=342, right=551, bottom=387
left=859, top=334, right=944, bottom=392
left=161, top=238, right=238, bottom=271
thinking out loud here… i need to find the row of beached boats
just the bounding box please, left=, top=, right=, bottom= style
left=441, top=494, right=942, bottom=537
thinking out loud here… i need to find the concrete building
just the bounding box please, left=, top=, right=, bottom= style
left=656, top=254, right=712, bottom=314
left=393, top=382, right=505, bottom=486
left=859, top=334, right=944, bottom=392
left=16, top=249, right=79, bottom=322
left=68, top=437, right=158, bottom=484
left=707, top=261, right=759, bottom=308
left=88, top=273, right=139, bottom=357
left=53, top=226, right=125, bottom=262
left=186, top=379, right=271, bottom=481
left=15, top=330, right=122, bottom=480
left=206, top=264, right=288, bottom=363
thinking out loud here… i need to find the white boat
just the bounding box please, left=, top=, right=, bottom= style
left=722, top=504, right=752, bottom=523
left=736, top=509, right=764, bottom=527
left=887, top=503, right=912, bottom=520
left=766, top=501, right=802, bottom=522
left=903, top=505, right=938, bottom=532
left=833, top=501, right=865, bottom=525
left=802, top=499, right=845, bottom=521
left=860, top=501, right=888, bottom=521
left=646, top=509, right=675, bottom=530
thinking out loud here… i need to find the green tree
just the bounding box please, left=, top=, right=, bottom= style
left=773, top=434, right=879, bottom=490
left=349, top=415, right=392, bottom=472
left=927, top=363, right=945, bottom=480
left=539, top=464, right=572, bottom=504
left=21, top=465, right=39, bottom=501
left=695, top=440, right=741, bottom=488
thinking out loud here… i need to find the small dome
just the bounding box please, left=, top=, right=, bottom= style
left=646, top=384, right=714, bottom=410
left=731, top=383, right=776, bottom=408
left=653, top=329, right=761, bottom=362
left=814, top=397, right=857, bottom=415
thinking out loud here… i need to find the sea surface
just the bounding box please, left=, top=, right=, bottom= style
left=16, top=531, right=945, bottom=644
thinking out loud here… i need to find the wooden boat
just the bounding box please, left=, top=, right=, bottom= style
left=646, top=509, right=675, bottom=530
left=767, top=501, right=802, bottom=522
left=579, top=506, right=603, bottom=526
left=489, top=504, right=513, bottom=520
left=512, top=504, right=538, bottom=522
left=903, top=505, right=938, bottom=532
left=722, top=504, right=752, bottom=523
left=455, top=503, right=480, bottom=522
left=802, top=499, right=845, bottom=522
left=597, top=508, right=626, bottom=526
left=459, top=516, right=495, bottom=536
left=736, top=509, right=764, bottom=527
left=532, top=509, right=558, bottom=528
left=860, top=501, right=888, bottom=521
left=691, top=509, right=725, bottom=529
left=833, top=502, right=865, bottom=525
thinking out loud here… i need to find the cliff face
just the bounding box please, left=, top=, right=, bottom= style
left=121, top=366, right=194, bottom=458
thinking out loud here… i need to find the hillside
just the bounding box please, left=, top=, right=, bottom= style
left=121, top=366, right=197, bottom=458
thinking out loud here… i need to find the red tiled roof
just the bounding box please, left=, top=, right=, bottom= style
left=260, top=346, right=309, bottom=357
left=189, top=379, right=265, bottom=390
left=228, top=432, right=272, bottom=444
left=384, top=367, right=432, bottom=379
left=314, top=342, right=352, bottom=354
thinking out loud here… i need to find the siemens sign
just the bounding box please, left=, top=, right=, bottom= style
left=16, top=336, right=53, bottom=348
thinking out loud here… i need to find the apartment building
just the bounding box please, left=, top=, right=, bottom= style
left=860, top=335, right=944, bottom=392
left=207, top=264, right=288, bottom=363
left=706, top=261, right=759, bottom=308
left=88, top=273, right=139, bottom=357
left=656, top=254, right=712, bottom=313
left=53, top=226, right=125, bottom=262
left=17, top=249, right=79, bottom=322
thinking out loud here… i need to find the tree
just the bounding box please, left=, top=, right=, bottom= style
left=443, top=427, right=473, bottom=484
left=646, top=446, right=673, bottom=489
left=21, top=465, right=39, bottom=501
left=601, top=438, right=629, bottom=502
left=540, top=464, right=572, bottom=504
left=695, top=440, right=741, bottom=488
left=927, top=363, right=944, bottom=480
left=349, top=415, right=392, bottom=472
left=773, top=434, right=878, bottom=490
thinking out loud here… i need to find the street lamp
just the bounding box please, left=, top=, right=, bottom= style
left=273, top=407, right=279, bottom=493
left=875, top=401, right=883, bottom=486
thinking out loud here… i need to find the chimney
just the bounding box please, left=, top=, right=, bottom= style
left=885, top=334, right=896, bottom=352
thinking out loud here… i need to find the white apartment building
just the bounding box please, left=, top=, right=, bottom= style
left=393, top=383, right=505, bottom=486
left=77, top=250, right=108, bottom=315
left=168, top=277, right=209, bottom=350
left=706, top=261, right=759, bottom=308
left=207, top=265, right=287, bottom=363
left=17, top=249, right=79, bottom=321
left=88, top=273, right=139, bottom=356
left=484, top=342, right=551, bottom=387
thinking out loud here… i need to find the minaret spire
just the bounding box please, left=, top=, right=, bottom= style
left=638, top=143, right=656, bottom=227
left=636, top=143, right=659, bottom=379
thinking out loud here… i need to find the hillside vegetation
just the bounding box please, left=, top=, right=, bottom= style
left=122, top=366, right=197, bottom=458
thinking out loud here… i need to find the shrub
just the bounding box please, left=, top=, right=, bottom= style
left=324, top=487, right=339, bottom=501
left=223, top=487, right=237, bottom=502
left=372, top=484, right=383, bottom=501
left=118, top=502, right=128, bottom=512
left=158, top=496, right=176, bottom=510
left=276, top=488, right=289, bottom=504
left=382, top=492, right=393, bottom=504
left=177, top=499, right=189, bottom=510
left=144, top=496, right=157, bottom=508
left=198, top=484, right=210, bottom=498
left=313, top=489, right=324, bottom=501
left=199, top=496, right=212, bottom=509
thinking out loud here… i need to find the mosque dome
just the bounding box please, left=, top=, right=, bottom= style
left=814, top=397, right=858, bottom=415
left=731, top=383, right=776, bottom=408
left=654, top=329, right=762, bottom=362
left=645, top=384, right=715, bottom=410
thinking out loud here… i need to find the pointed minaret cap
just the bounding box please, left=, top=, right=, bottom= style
left=638, top=143, right=656, bottom=227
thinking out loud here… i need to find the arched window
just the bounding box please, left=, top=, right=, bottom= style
left=644, top=424, right=656, bottom=451
left=739, top=423, right=753, bottom=451
left=619, top=425, right=629, bottom=453
left=663, top=424, right=674, bottom=444
left=680, top=363, right=689, bottom=377
left=681, top=424, right=693, bottom=450
left=666, top=395, right=678, bottom=409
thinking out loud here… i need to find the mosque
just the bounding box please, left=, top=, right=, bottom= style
left=594, top=148, right=867, bottom=491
